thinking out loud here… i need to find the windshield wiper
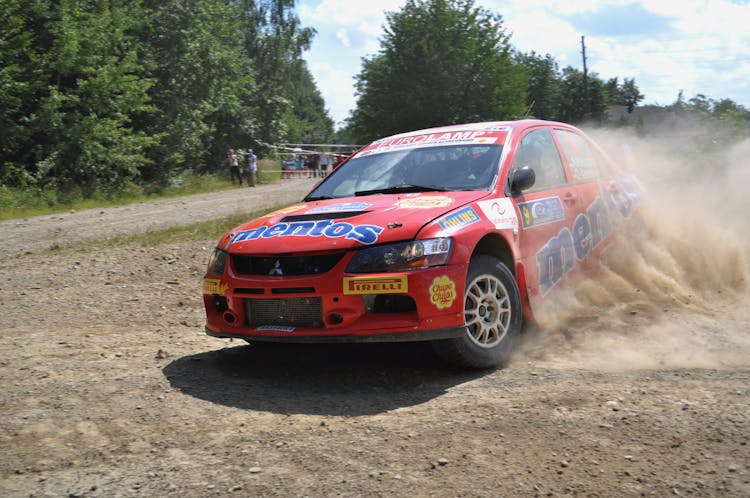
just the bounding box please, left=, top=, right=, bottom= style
left=354, top=184, right=448, bottom=196
left=304, top=195, right=335, bottom=201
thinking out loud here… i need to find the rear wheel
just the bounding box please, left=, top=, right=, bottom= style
left=432, top=255, right=522, bottom=369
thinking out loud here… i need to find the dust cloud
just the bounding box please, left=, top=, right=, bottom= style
left=513, top=125, right=750, bottom=371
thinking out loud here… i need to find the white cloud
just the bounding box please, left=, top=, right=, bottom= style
left=307, top=60, right=357, bottom=128
left=335, top=28, right=351, bottom=48
left=298, top=0, right=750, bottom=126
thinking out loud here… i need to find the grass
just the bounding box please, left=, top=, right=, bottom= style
left=0, top=159, right=283, bottom=221
left=100, top=211, right=263, bottom=248
left=42, top=204, right=288, bottom=257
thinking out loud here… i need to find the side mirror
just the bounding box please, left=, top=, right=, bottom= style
left=509, top=165, right=535, bottom=195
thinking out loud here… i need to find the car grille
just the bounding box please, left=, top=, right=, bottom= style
left=233, top=253, right=344, bottom=276
left=245, top=297, right=324, bottom=328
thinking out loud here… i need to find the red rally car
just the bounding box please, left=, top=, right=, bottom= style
left=203, top=120, right=642, bottom=369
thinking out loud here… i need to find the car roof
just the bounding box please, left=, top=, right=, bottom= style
left=376, top=119, right=576, bottom=142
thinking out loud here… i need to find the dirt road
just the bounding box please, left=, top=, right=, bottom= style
left=1, top=177, right=749, bottom=497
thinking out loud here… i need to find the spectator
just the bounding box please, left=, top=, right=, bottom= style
left=280, top=153, right=293, bottom=179
left=307, top=153, right=320, bottom=178
left=226, top=148, right=241, bottom=185
left=319, top=150, right=331, bottom=177
left=245, top=148, right=257, bottom=187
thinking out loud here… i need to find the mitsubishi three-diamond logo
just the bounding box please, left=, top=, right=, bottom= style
left=269, top=260, right=283, bottom=276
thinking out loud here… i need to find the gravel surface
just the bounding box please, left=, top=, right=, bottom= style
left=1, top=178, right=748, bottom=497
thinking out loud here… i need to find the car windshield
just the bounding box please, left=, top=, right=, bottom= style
left=305, top=144, right=503, bottom=200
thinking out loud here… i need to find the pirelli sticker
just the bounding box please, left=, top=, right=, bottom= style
left=343, top=276, right=408, bottom=295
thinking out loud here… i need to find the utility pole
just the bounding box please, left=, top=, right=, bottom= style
left=581, top=35, right=590, bottom=118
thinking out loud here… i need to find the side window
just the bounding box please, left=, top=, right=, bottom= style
left=553, top=129, right=602, bottom=181
left=512, top=128, right=566, bottom=190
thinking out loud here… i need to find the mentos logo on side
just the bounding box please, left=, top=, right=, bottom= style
left=230, top=220, right=383, bottom=246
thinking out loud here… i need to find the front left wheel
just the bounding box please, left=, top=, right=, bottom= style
left=432, top=255, right=522, bottom=369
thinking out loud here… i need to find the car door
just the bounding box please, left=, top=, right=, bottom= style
left=508, top=126, right=585, bottom=305
left=551, top=127, right=640, bottom=272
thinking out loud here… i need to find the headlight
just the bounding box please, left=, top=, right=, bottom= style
left=346, top=238, right=452, bottom=273
left=207, top=248, right=228, bottom=275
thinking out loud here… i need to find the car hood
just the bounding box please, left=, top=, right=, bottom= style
left=224, top=191, right=490, bottom=254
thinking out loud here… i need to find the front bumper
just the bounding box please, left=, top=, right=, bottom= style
left=205, top=325, right=466, bottom=343
left=203, top=262, right=467, bottom=342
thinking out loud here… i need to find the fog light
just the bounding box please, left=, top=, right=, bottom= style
left=214, top=295, right=228, bottom=312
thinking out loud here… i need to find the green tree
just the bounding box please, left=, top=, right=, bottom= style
left=138, top=0, right=254, bottom=182
left=557, top=66, right=608, bottom=123
left=605, top=77, right=643, bottom=113
left=237, top=0, right=332, bottom=149
left=284, top=59, right=335, bottom=144
left=515, top=51, right=561, bottom=120
left=668, top=93, right=750, bottom=147
left=2, top=0, right=156, bottom=194
left=0, top=0, right=46, bottom=186
left=348, top=0, right=527, bottom=142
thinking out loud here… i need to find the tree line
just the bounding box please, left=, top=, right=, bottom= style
left=342, top=0, right=749, bottom=145
left=3, top=0, right=747, bottom=200
left=1, top=0, right=333, bottom=197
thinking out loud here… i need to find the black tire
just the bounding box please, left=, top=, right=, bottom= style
left=432, top=255, right=523, bottom=369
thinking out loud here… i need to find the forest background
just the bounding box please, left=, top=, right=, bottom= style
left=2, top=0, right=748, bottom=213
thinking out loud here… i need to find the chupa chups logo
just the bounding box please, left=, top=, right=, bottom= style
left=343, top=276, right=408, bottom=295
left=231, top=220, right=384, bottom=246
left=430, top=276, right=457, bottom=309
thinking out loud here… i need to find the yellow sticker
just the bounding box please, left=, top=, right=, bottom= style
left=520, top=204, right=531, bottom=227
left=343, top=276, right=408, bottom=295
left=265, top=203, right=306, bottom=217
left=203, top=278, right=228, bottom=295
left=396, top=196, right=453, bottom=209
left=430, top=276, right=456, bottom=309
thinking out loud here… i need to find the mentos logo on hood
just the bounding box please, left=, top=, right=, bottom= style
left=230, top=219, right=383, bottom=246
left=227, top=192, right=490, bottom=252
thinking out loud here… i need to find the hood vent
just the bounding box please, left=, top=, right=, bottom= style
left=281, top=211, right=369, bottom=222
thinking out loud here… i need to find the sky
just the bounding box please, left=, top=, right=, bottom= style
left=296, top=0, right=750, bottom=128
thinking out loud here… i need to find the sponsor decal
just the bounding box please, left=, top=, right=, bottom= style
left=437, top=206, right=481, bottom=233
left=257, top=325, right=295, bottom=332
left=535, top=175, right=641, bottom=295
left=518, top=197, right=565, bottom=228
left=265, top=204, right=306, bottom=217
left=477, top=199, right=518, bottom=230
left=357, top=130, right=504, bottom=156
left=343, top=276, right=408, bottom=295
left=203, top=278, right=228, bottom=295
left=230, top=220, right=384, bottom=246
left=306, top=202, right=371, bottom=214
left=476, top=125, right=509, bottom=132
left=430, top=276, right=457, bottom=309
left=396, top=196, right=453, bottom=209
